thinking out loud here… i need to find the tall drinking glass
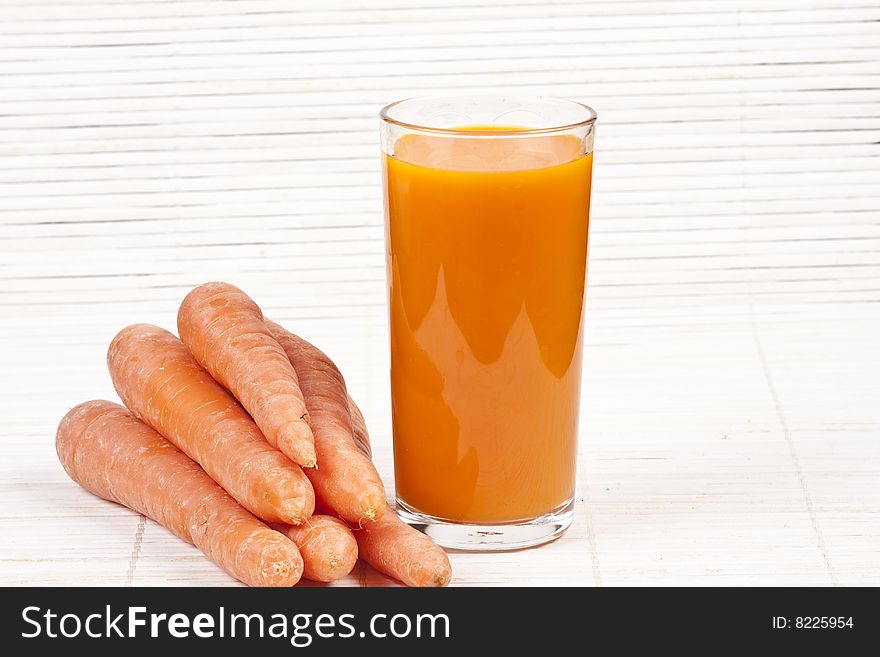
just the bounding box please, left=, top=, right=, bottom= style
left=380, top=97, right=596, bottom=549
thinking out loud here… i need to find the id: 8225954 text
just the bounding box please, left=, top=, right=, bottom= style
left=772, top=616, right=854, bottom=630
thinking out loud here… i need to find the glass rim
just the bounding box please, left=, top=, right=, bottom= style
left=379, top=95, right=597, bottom=136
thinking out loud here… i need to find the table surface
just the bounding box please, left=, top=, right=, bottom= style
left=1, top=0, right=878, bottom=586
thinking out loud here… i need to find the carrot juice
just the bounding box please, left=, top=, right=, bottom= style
left=381, top=98, right=595, bottom=547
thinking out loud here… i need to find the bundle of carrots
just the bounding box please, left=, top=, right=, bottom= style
left=56, top=282, right=451, bottom=587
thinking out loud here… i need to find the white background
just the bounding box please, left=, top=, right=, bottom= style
left=1, top=0, right=878, bottom=586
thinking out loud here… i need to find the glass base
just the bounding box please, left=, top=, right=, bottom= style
left=396, top=498, right=574, bottom=551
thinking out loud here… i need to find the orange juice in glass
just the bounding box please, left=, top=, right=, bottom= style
left=380, top=97, right=596, bottom=549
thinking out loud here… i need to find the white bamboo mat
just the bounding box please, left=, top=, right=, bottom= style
left=0, top=0, right=878, bottom=586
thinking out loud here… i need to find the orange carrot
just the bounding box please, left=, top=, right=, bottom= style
left=347, top=394, right=372, bottom=460
left=267, top=320, right=386, bottom=522
left=345, top=394, right=452, bottom=587
left=107, top=323, right=314, bottom=525
left=56, top=401, right=303, bottom=587
left=355, top=506, right=452, bottom=587
left=280, top=515, right=358, bottom=583
left=178, top=282, right=317, bottom=468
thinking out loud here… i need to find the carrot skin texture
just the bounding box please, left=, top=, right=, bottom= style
left=56, top=401, right=303, bottom=587
left=178, top=282, right=317, bottom=467
left=107, top=323, right=314, bottom=525
left=347, top=394, right=372, bottom=460
left=281, top=516, right=358, bottom=583
left=355, top=505, right=452, bottom=587
left=267, top=321, right=386, bottom=523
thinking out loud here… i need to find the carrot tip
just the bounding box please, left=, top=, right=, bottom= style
left=281, top=504, right=311, bottom=526
left=277, top=427, right=317, bottom=469
left=434, top=571, right=452, bottom=587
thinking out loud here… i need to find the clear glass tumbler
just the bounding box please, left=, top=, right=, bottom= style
left=380, top=96, right=596, bottom=549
